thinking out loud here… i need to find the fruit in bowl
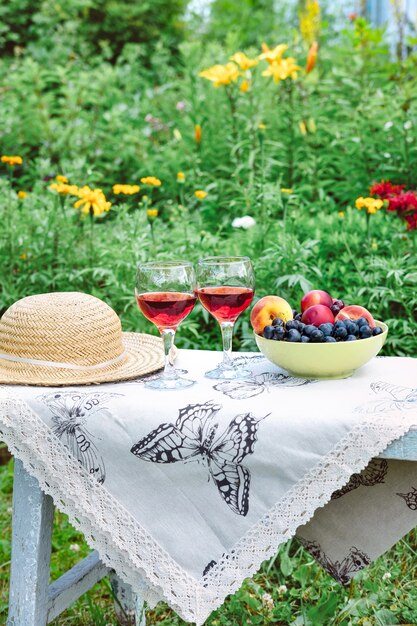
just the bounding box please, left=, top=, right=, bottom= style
left=251, top=290, right=388, bottom=379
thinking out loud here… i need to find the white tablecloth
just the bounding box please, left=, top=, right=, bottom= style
left=1, top=351, right=417, bottom=624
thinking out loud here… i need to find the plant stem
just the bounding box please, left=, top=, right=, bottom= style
left=89, top=212, right=94, bottom=268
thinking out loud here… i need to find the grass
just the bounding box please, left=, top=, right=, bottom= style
left=1, top=457, right=417, bottom=625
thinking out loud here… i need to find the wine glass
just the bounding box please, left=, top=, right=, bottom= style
left=197, top=256, right=255, bottom=379
left=136, top=261, right=196, bottom=389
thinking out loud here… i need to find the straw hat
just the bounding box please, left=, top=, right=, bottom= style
left=0, top=292, right=165, bottom=386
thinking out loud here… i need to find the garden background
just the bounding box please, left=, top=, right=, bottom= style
left=1, top=0, right=417, bottom=624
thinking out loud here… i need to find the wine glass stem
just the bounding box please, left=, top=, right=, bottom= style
left=220, top=321, right=234, bottom=368
left=161, top=329, right=178, bottom=380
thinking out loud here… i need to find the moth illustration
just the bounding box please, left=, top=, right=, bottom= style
left=331, top=459, right=388, bottom=500
left=356, top=382, right=417, bottom=414
left=38, top=391, right=120, bottom=484
left=397, top=486, right=417, bottom=510
left=299, top=538, right=370, bottom=585
left=214, top=372, right=314, bottom=400
left=131, top=400, right=268, bottom=516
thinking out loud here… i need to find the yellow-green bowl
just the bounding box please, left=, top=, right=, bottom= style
left=254, top=321, right=388, bottom=379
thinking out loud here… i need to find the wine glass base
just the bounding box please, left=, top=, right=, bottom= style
left=204, top=366, right=252, bottom=380
left=144, top=376, right=195, bottom=390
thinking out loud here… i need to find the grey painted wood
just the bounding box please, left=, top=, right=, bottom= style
left=7, top=459, right=54, bottom=626
left=47, top=551, right=109, bottom=622
left=109, top=572, right=146, bottom=626
left=7, top=461, right=146, bottom=625
left=379, top=428, right=417, bottom=461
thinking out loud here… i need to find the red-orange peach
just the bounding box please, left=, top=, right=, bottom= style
left=301, top=304, right=335, bottom=326
left=335, top=305, right=375, bottom=328
left=301, top=289, right=333, bottom=312
left=250, top=296, right=293, bottom=334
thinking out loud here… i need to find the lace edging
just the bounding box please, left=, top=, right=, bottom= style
left=1, top=387, right=416, bottom=625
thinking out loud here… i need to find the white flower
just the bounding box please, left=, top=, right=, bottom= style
left=404, top=120, right=412, bottom=130
left=384, top=121, right=393, bottom=130
left=382, top=572, right=391, bottom=580
left=383, top=152, right=391, bottom=158
left=277, top=584, right=288, bottom=594
left=262, top=592, right=274, bottom=609
left=232, top=215, right=256, bottom=229
left=69, top=543, right=80, bottom=552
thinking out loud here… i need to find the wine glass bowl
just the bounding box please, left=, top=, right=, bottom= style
left=197, top=256, right=255, bottom=379
left=136, top=261, right=196, bottom=389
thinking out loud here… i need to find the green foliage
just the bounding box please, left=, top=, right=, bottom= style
left=0, top=0, right=187, bottom=61
left=1, top=8, right=417, bottom=626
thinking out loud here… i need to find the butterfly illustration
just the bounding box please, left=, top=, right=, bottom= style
left=299, top=538, right=370, bottom=585
left=397, top=486, right=417, bottom=511
left=131, top=400, right=268, bottom=516
left=37, top=391, right=120, bottom=484
left=232, top=354, right=267, bottom=367
left=214, top=372, right=314, bottom=400
left=331, top=459, right=388, bottom=500
left=356, top=382, right=417, bottom=414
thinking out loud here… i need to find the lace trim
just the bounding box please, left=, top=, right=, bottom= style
left=0, top=387, right=416, bottom=625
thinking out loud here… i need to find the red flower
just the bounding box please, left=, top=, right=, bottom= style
left=387, top=191, right=417, bottom=214
left=405, top=212, right=417, bottom=230
left=370, top=180, right=405, bottom=199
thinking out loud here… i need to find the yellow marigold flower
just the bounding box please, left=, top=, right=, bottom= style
left=17, top=190, right=27, bottom=199
left=74, top=186, right=111, bottom=217
left=338, top=211, right=345, bottom=219
left=147, top=208, right=159, bottom=218
left=306, top=41, right=319, bottom=74
left=262, top=57, right=300, bottom=83
left=240, top=79, right=250, bottom=93
left=194, top=190, right=208, bottom=200
left=177, top=172, right=185, bottom=183
left=281, top=188, right=293, bottom=194
left=199, top=63, right=240, bottom=87
left=19, top=253, right=27, bottom=260
left=259, top=43, right=288, bottom=64
left=230, top=52, right=258, bottom=70
left=298, top=120, right=308, bottom=136
left=49, top=182, right=79, bottom=195
left=195, top=123, right=202, bottom=144
left=140, top=176, right=161, bottom=187
left=56, top=175, right=68, bottom=183
left=112, top=184, right=140, bottom=195
left=355, top=197, right=383, bottom=214
left=258, top=123, right=267, bottom=130
left=1, top=155, right=23, bottom=166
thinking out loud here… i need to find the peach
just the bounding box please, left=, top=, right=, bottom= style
left=250, top=296, right=293, bottom=334
left=335, top=305, right=375, bottom=328
left=301, top=304, right=335, bottom=326
left=301, top=289, right=333, bottom=312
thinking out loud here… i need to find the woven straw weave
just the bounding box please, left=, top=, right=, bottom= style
left=0, top=292, right=164, bottom=385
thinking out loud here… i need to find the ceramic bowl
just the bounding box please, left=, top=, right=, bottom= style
left=254, top=321, right=388, bottom=379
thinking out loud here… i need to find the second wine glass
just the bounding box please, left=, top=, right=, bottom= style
left=197, top=256, right=255, bottom=379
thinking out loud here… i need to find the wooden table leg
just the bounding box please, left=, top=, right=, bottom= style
left=7, top=459, right=54, bottom=626
left=109, top=572, right=146, bottom=626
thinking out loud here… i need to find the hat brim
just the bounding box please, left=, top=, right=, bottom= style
left=0, top=332, right=167, bottom=386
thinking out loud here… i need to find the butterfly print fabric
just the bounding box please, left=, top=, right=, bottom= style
left=214, top=372, right=315, bottom=400
left=356, top=381, right=417, bottom=413
left=331, top=459, right=388, bottom=500
left=397, top=487, right=417, bottom=510
left=2, top=350, right=417, bottom=626
left=131, top=401, right=268, bottom=515
left=37, top=391, right=120, bottom=484
left=298, top=538, right=370, bottom=585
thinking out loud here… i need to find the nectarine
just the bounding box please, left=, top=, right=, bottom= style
left=301, top=304, right=335, bottom=326
left=335, top=305, right=375, bottom=328
left=301, top=290, right=333, bottom=312
left=250, top=296, right=293, bottom=334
